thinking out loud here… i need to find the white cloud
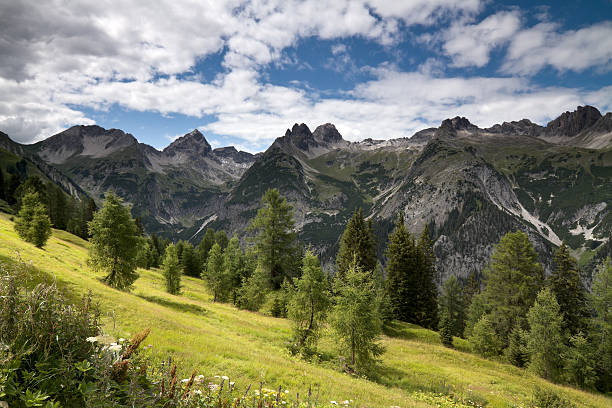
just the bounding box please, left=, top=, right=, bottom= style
left=503, top=21, right=612, bottom=75
left=442, top=10, right=522, bottom=67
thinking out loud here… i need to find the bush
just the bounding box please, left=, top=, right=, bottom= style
left=530, top=387, right=576, bottom=408
left=469, top=314, right=502, bottom=358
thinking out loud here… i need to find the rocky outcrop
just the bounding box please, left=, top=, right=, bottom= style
left=544, top=105, right=602, bottom=138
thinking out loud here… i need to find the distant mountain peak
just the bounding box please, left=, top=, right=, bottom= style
left=312, top=123, right=343, bottom=143
left=441, top=116, right=478, bottom=131
left=486, top=118, right=543, bottom=137
left=545, top=105, right=602, bottom=137
left=164, top=129, right=211, bottom=156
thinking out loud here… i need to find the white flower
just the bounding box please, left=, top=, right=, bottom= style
left=208, top=383, right=219, bottom=391
left=221, top=375, right=229, bottom=380
left=193, top=389, right=202, bottom=395
left=118, top=338, right=126, bottom=343
left=230, top=381, right=235, bottom=387
left=214, top=375, right=220, bottom=378
left=331, top=401, right=338, bottom=405
left=181, top=378, right=189, bottom=383
left=86, top=336, right=98, bottom=343
left=343, top=401, right=349, bottom=405
left=108, top=344, right=122, bottom=352
left=284, top=390, right=289, bottom=394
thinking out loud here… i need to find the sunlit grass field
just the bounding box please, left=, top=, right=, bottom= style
left=1, top=212, right=610, bottom=408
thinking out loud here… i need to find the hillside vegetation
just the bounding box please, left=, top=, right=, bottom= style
left=1, top=213, right=610, bottom=408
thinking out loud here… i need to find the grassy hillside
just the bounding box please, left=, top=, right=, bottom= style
left=1, top=213, right=610, bottom=408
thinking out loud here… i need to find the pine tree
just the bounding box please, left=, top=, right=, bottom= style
left=181, top=242, right=201, bottom=277
left=385, top=213, right=417, bottom=322
left=562, top=332, right=598, bottom=389
left=248, top=188, right=297, bottom=289
left=336, top=208, right=377, bottom=282
left=134, top=216, right=144, bottom=236
left=505, top=324, right=528, bottom=367
left=87, top=191, right=141, bottom=290
left=214, top=230, right=229, bottom=250
left=438, top=310, right=454, bottom=347
left=416, top=225, right=439, bottom=329
left=14, top=192, right=52, bottom=248
left=439, top=274, right=465, bottom=337
left=470, top=314, right=502, bottom=358
left=6, top=173, right=22, bottom=205
left=238, top=261, right=269, bottom=311
left=81, top=198, right=97, bottom=238
left=162, top=243, right=181, bottom=295
left=464, top=293, right=489, bottom=338
left=287, top=251, right=330, bottom=352
left=197, top=228, right=216, bottom=265
left=481, top=231, right=544, bottom=350
left=549, top=242, right=589, bottom=337
left=526, top=288, right=565, bottom=382
left=224, top=235, right=246, bottom=305
left=331, top=258, right=384, bottom=373
left=591, top=258, right=612, bottom=391
left=463, top=270, right=480, bottom=307
left=203, top=242, right=228, bottom=302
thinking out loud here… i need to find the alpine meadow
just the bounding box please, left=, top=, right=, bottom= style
left=1, top=0, right=612, bottom=407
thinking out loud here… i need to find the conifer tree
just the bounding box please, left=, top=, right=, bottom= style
left=0, top=167, right=6, bottom=201
left=248, top=188, right=297, bottom=289
left=224, top=235, right=247, bottom=304
left=549, top=242, right=589, bottom=337
left=385, top=213, right=417, bottom=322
left=591, top=258, right=612, bottom=391
left=526, top=287, right=565, bottom=382
left=563, top=332, right=598, bottom=389
left=331, top=258, right=384, bottom=373
left=87, top=191, right=140, bottom=290
left=470, top=314, right=502, bottom=357
left=287, top=251, right=330, bottom=351
left=214, top=230, right=229, bottom=250
left=162, top=243, right=181, bottom=295
left=506, top=324, right=528, bottom=367
left=14, top=192, right=52, bottom=248
left=438, top=310, right=454, bottom=347
left=416, top=225, right=439, bottom=329
left=463, top=270, right=480, bottom=307
left=481, top=231, right=544, bottom=349
left=203, top=242, right=228, bottom=302
left=181, top=242, right=201, bottom=277
left=336, top=208, right=377, bottom=282
left=197, top=228, right=216, bottom=265
left=439, top=274, right=465, bottom=337
left=81, top=198, right=97, bottom=238
left=238, top=261, right=269, bottom=311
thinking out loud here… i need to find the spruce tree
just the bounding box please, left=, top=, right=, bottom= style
left=287, top=251, right=330, bottom=352
left=162, top=243, right=181, bottom=295
left=549, top=242, right=589, bottom=337
left=439, top=274, right=465, bottom=337
left=481, top=231, right=544, bottom=349
left=438, top=310, right=454, bottom=347
left=506, top=324, right=528, bottom=367
left=181, top=242, right=201, bottom=277
left=331, top=258, right=384, bottom=373
left=248, top=188, right=297, bottom=289
left=214, top=230, right=229, bottom=250
left=385, top=213, right=417, bottom=322
left=563, top=333, right=598, bottom=389
left=591, top=258, right=612, bottom=391
left=14, top=192, right=52, bottom=248
left=416, top=225, right=439, bottom=329
left=197, top=228, right=216, bottom=265
left=81, top=198, right=97, bottom=238
left=224, top=235, right=247, bottom=305
left=203, top=242, right=228, bottom=302
left=525, top=287, right=565, bottom=382
left=463, top=270, right=480, bottom=307
left=336, top=208, right=377, bottom=282
left=87, top=191, right=140, bottom=290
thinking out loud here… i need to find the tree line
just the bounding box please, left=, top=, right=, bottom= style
left=11, top=184, right=612, bottom=390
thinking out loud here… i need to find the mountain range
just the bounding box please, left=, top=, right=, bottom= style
left=1, top=105, right=611, bottom=284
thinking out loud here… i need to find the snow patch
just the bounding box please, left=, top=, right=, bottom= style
left=190, top=214, right=217, bottom=240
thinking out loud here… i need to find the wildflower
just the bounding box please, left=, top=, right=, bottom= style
left=222, top=375, right=229, bottom=380
left=343, top=401, right=349, bottom=405
left=230, top=381, right=235, bottom=387
left=214, top=375, right=220, bottom=378
left=108, top=344, right=122, bottom=352
left=181, top=378, right=190, bottom=383
left=285, top=390, right=289, bottom=394
left=331, top=401, right=338, bottom=405
left=118, top=338, right=126, bottom=343
left=86, top=336, right=98, bottom=343
left=208, top=383, right=219, bottom=391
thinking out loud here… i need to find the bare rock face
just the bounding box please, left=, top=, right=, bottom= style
left=486, top=119, right=543, bottom=136
left=163, top=129, right=212, bottom=158
left=545, top=105, right=602, bottom=137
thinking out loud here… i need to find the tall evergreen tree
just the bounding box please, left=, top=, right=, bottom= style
left=481, top=231, right=544, bottom=349
left=14, top=192, right=52, bottom=248
left=439, top=274, right=465, bottom=338
left=248, top=188, right=297, bottom=289
left=525, top=287, right=565, bottom=382
left=134, top=216, right=144, bottom=236
left=416, top=224, right=439, bottom=329
left=87, top=191, right=141, bottom=290
left=287, top=251, right=330, bottom=351
left=591, top=258, right=612, bottom=391
left=385, top=213, right=417, bottom=322
left=224, top=235, right=247, bottom=304
left=197, top=228, right=216, bottom=266
left=6, top=173, right=22, bottom=205
left=336, top=208, right=377, bottom=282
left=331, top=259, right=384, bottom=372
left=203, top=242, right=228, bottom=302
left=181, top=242, right=201, bottom=277
left=162, top=243, right=181, bottom=295
left=549, top=242, right=589, bottom=337
left=214, top=230, right=229, bottom=250
left=81, top=198, right=97, bottom=238
left=463, top=270, right=480, bottom=307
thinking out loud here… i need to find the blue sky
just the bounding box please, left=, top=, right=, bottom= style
left=1, top=0, right=611, bottom=152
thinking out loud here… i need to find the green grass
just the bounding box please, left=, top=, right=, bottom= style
left=1, top=213, right=611, bottom=408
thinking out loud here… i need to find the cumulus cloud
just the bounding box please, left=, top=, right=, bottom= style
left=502, top=21, right=612, bottom=75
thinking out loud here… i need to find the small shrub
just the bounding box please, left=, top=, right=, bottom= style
left=531, top=387, right=576, bottom=408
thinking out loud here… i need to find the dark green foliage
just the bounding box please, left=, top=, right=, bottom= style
left=336, top=207, right=377, bottom=282
left=180, top=242, right=201, bottom=277
left=481, top=231, right=544, bottom=350
left=562, top=332, right=598, bottom=389
left=14, top=192, right=52, bottom=248
left=462, top=270, right=481, bottom=307
left=439, top=274, right=465, bottom=338
left=214, top=229, right=229, bottom=249
left=134, top=215, right=144, bottom=236
left=203, top=242, right=228, bottom=302
left=469, top=314, right=502, bottom=357
left=15, top=176, right=46, bottom=207
left=82, top=198, right=97, bottom=238
left=196, top=228, right=216, bottom=266
left=438, top=310, right=454, bottom=347
left=223, top=235, right=248, bottom=305
left=464, top=293, right=488, bottom=338
left=6, top=173, right=22, bottom=205
left=162, top=244, right=182, bottom=295
left=591, top=258, right=612, bottom=391
left=526, top=288, right=565, bottom=382
left=505, top=324, right=528, bottom=367
left=416, top=225, right=439, bottom=330
left=549, top=242, right=589, bottom=337
left=287, top=251, right=330, bottom=353
left=331, top=259, right=384, bottom=373
left=0, top=167, right=5, bottom=201
left=87, top=191, right=141, bottom=290
left=248, top=188, right=297, bottom=289
left=238, top=262, right=269, bottom=311
left=47, top=184, right=67, bottom=230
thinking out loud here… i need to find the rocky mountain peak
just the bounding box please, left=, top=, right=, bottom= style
left=545, top=105, right=602, bottom=137
left=164, top=129, right=212, bottom=157
left=441, top=116, right=478, bottom=131
left=486, top=119, right=543, bottom=136
left=213, top=146, right=255, bottom=164
left=312, top=123, right=343, bottom=144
